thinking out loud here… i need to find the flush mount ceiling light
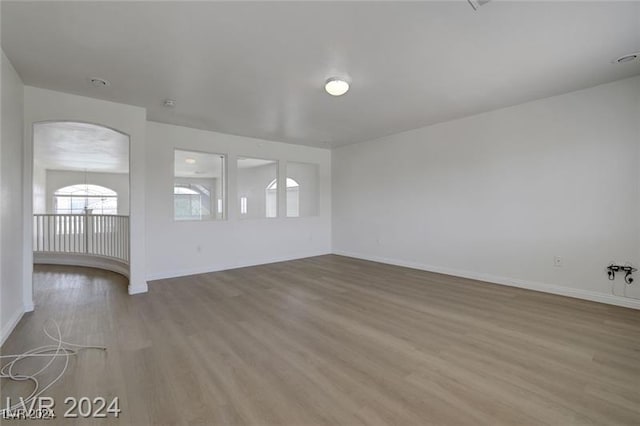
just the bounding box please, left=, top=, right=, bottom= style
left=613, top=52, right=639, bottom=64
left=185, top=158, right=196, bottom=164
left=89, top=77, right=110, bottom=87
left=325, top=78, right=350, bottom=96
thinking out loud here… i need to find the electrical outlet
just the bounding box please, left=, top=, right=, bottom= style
left=554, top=256, right=562, bottom=267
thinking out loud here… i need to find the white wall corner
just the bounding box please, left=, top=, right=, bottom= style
left=128, top=282, right=148, bottom=295
left=0, top=308, right=25, bottom=347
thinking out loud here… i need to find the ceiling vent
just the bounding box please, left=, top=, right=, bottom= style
left=468, top=0, right=491, bottom=11
left=89, top=77, right=110, bottom=87
left=614, top=53, right=639, bottom=64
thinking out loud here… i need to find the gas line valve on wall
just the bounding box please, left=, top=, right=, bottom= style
left=607, top=264, right=637, bottom=285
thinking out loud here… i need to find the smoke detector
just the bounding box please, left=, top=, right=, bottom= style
left=89, top=77, right=110, bottom=87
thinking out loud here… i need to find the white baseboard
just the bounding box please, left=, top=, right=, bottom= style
left=128, top=284, right=148, bottom=295
left=146, top=251, right=332, bottom=282
left=1, top=307, right=25, bottom=347
left=333, top=250, right=640, bottom=310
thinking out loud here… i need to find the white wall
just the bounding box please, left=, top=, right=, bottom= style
left=45, top=170, right=129, bottom=215
left=10, top=73, right=638, bottom=312
left=333, top=76, right=640, bottom=308
left=146, top=121, right=331, bottom=280
left=23, top=87, right=147, bottom=295
left=32, top=160, right=46, bottom=214
left=1, top=51, right=26, bottom=344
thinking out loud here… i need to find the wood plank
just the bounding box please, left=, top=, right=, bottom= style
left=2, top=256, right=639, bottom=425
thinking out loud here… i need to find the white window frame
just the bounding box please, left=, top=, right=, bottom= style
left=53, top=184, right=118, bottom=215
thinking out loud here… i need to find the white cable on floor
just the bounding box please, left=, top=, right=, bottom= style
left=0, top=319, right=106, bottom=414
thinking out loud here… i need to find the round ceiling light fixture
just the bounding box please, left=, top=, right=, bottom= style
left=325, top=78, right=350, bottom=96
left=89, top=77, right=110, bottom=87
left=613, top=53, right=639, bottom=64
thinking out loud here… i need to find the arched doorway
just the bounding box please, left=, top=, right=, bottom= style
left=31, top=121, right=130, bottom=278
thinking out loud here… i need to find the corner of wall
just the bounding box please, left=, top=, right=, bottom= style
left=1, top=49, right=27, bottom=345
left=0, top=307, right=25, bottom=347
left=128, top=282, right=148, bottom=295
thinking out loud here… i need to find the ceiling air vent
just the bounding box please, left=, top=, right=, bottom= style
left=468, top=0, right=491, bottom=11
left=614, top=53, right=638, bottom=64
left=89, top=77, right=110, bottom=87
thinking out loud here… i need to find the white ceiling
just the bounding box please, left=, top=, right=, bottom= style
left=34, top=122, right=129, bottom=173
left=3, top=1, right=639, bottom=148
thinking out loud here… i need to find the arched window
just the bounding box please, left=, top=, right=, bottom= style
left=54, top=184, right=118, bottom=215
left=265, top=178, right=299, bottom=218
left=174, top=183, right=211, bottom=220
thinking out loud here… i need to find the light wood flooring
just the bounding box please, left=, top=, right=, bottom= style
left=2, top=255, right=640, bottom=425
